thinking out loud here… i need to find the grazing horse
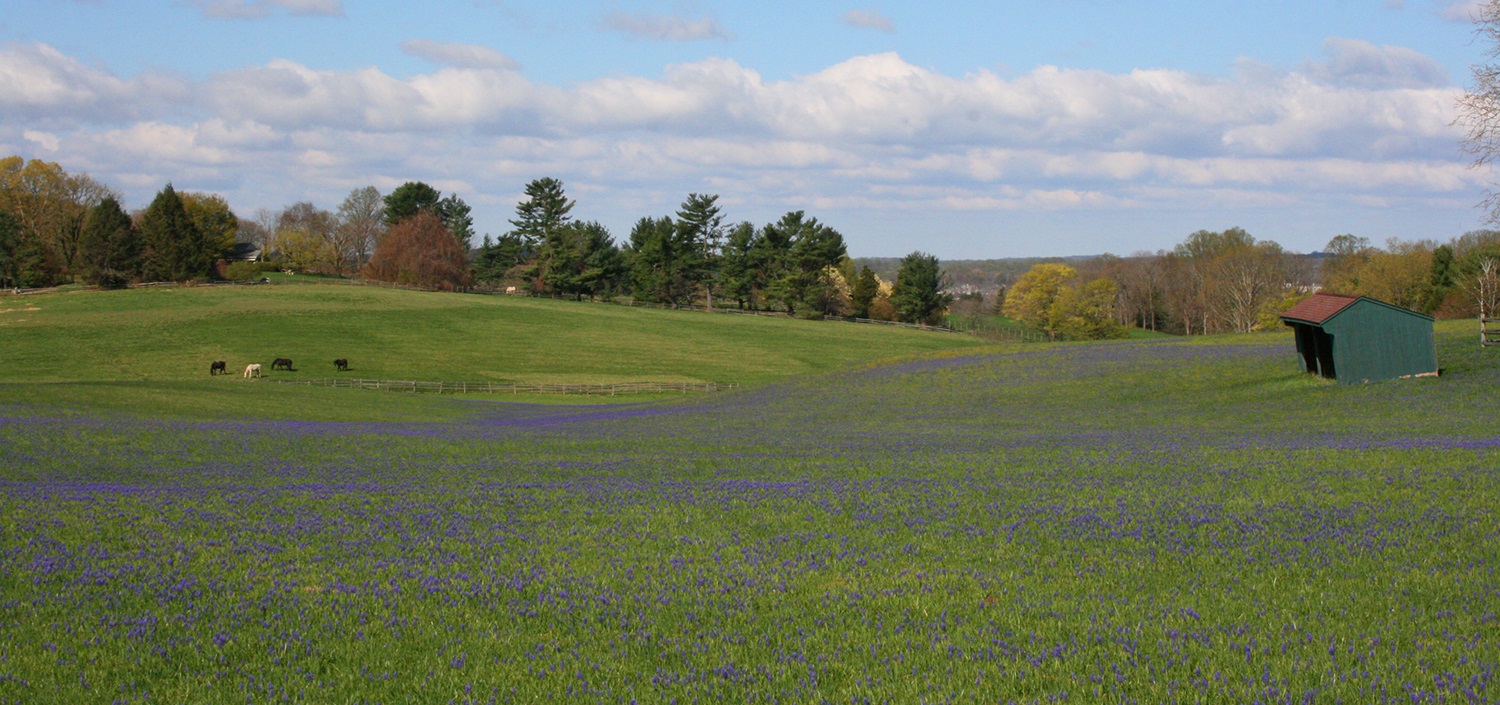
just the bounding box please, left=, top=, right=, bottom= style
left=333, top=358, right=349, bottom=372
left=243, top=363, right=262, bottom=378
left=271, top=358, right=293, bottom=371
left=209, top=360, right=227, bottom=376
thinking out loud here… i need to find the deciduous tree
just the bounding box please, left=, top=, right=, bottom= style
left=1003, top=263, right=1077, bottom=332
left=362, top=210, right=472, bottom=291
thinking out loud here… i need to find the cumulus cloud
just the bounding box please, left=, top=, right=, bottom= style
left=0, top=42, right=190, bottom=123
left=602, top=12, right=730, bottom=41
left=843, top=9, right=895, bottom=32
left=190, top=0, right=343, bottom=20
left=3, top=42, right=1478, bottom=255
left=400, top=40, right=520, bottom=70
left=1302, top=37, right=1448, bottom=89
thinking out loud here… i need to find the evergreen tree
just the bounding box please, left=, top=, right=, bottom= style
left=0, top=209, right=20, bottom=289
left=674, top=193, right=724, bottom=307
left=627, top=216, right=679, bottom=304
left=763, top=211, right=846, bottom=317
left=383, top=182, right=442, bottom=226
left=890, top=251, right=954, bottom=325
left=472, top=233, right=527, bottom=285
left=576, top=222, right=625, bottom=300
left=438, top=193, right=475, bottom=249
left=508, top=178, right=574, bottom=253
left=719, top=221, right=758, bottom=309
left=850, top=265, right=880, bottom=319
left=138, top=184, right=210, bottom=282
left=78, top=196, right=139, bottom=288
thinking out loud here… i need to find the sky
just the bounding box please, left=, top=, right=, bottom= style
left=1, top=0, right=1496, bottom=258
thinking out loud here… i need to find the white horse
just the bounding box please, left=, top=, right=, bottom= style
left=243, top=363, right=262, bottom=378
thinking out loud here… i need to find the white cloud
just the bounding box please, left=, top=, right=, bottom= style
left=601, top=12, right=730, bottom=41
left=400, top=40, right=520, bottom=70
left=190, top=0, right=343, bottom=20
left=24, top=130, right=60, bottom=152
left=843, top=9, right=895, bottom=32
left=3, top=42, right=1480, bottom=255
left=1441, top=0, right=1487, bottom=22
left=1302, top=37, right=1448, bottom=89
left=0, top=42, right=189, bottom=123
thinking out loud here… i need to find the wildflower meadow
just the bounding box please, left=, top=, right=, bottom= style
left=3, top=330, right=1498, bottom=704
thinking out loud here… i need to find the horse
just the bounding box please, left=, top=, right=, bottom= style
left=243, top=363, right=262, bottom=378
left=271, top=358, right=293, bottom=371
left=209, top=361, right=227, bottom=376
left=333, top=358, right=349, bottom=372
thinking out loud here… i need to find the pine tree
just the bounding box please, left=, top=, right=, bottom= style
left=138, top=184, right=210, bottom=282
left=78, top=196, right=139, bottom=288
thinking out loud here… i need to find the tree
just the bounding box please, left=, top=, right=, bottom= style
left=336, top=186, right=385, bottom=273
left=138, top=184, right=211, bottom=282
left=78, top=196, right=139, bottom=288
left=627, top=216, right=680, bottom=304
left=508, top=177, right=574, bottom=253
left=1048, top=278, right=1127, bottom=340
left=1458, top=1, right=1500, bottom=223
left=1320, top=234, right=1374, bottom=294
left=0, top=209, right=21, bottom=289
left=0, top=155, right=114, bottom=284
left=439, top=193, right=475, bottom=249
left=362, top=210, right=472, bottom=291
left=719, top=221, right=758, bottom=309
left=179, top=192, right=239, bottom=264
left=383, top=182, right=442, bottom=226
left=890, top=251, right=953, bottom=325
left=675, top=193, right=724, bottom=308
left=1003, top=263, right=1077, bottom=332
left=472, top=233, right=527, bottom=285
left=575, top=222, right=626, bottom=300
left=272, top=202, right=338, bottom=274
left=764, top=211, right=847, bottom=317
left=850, top=265, right=879, bottom=319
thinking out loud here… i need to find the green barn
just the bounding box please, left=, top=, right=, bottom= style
left=1280, top=293, right=1438, bottom=384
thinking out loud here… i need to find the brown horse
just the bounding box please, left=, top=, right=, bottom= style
left=333, top=358, right=349, bottom=372
left=271, top=358, right=293, bottom=371
left=209, top=361, right=227, bottom=375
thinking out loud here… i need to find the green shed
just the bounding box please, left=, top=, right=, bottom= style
left=1280, top=293, right=1437, bottom=384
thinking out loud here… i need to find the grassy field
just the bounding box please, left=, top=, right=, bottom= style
left=2, top=287, right=1498, bottom=704
left=0, top=280, right=983, bottom=419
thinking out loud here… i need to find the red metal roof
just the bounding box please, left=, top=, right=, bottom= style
left=1280, top=292, right=1360, bottom=324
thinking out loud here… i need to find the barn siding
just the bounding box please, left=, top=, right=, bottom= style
left=1322, top=301, right=1437, bottom=384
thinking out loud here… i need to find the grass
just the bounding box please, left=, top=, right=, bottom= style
left=0, top=281, right=983, bottom=419
left=2, top=288, right=1498, bottom=703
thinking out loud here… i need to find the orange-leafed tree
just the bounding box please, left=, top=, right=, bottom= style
left=361, top=210, right=471, bottom=291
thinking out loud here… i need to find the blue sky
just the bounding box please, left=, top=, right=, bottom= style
left=1, top=0, right=1494, bottom=257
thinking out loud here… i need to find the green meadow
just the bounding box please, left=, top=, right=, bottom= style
left=0, top=279, right=982, bottom=420
left=1, top=283, right=1498, bottom=704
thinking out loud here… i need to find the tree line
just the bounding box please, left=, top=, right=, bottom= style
left=970, top=227, right=1500, bottom=340
left=0, top=158, right=953, bottom=325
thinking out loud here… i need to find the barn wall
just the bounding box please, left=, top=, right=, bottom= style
left=1323, top=301, right=1437, bottom=384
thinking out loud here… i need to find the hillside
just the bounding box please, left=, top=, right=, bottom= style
left=0, top=280, right=985, bottom=419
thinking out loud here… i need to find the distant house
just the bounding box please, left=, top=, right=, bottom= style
left=228, top=243, right=262, bottom=262
left=1280, top=293, right=1437, bottom=384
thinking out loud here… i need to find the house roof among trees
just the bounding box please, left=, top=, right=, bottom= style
left=1280, top=293, right=1360, bottom=324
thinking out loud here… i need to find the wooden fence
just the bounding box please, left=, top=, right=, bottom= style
left=257, top=378, right=738, bottom=396
left=1484, top=318, right=1498, bottom=348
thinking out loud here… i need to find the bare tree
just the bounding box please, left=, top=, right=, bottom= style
left=336, top=186, right=384, bottom=274
left=1459, top=1, right=1500, bottom=223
